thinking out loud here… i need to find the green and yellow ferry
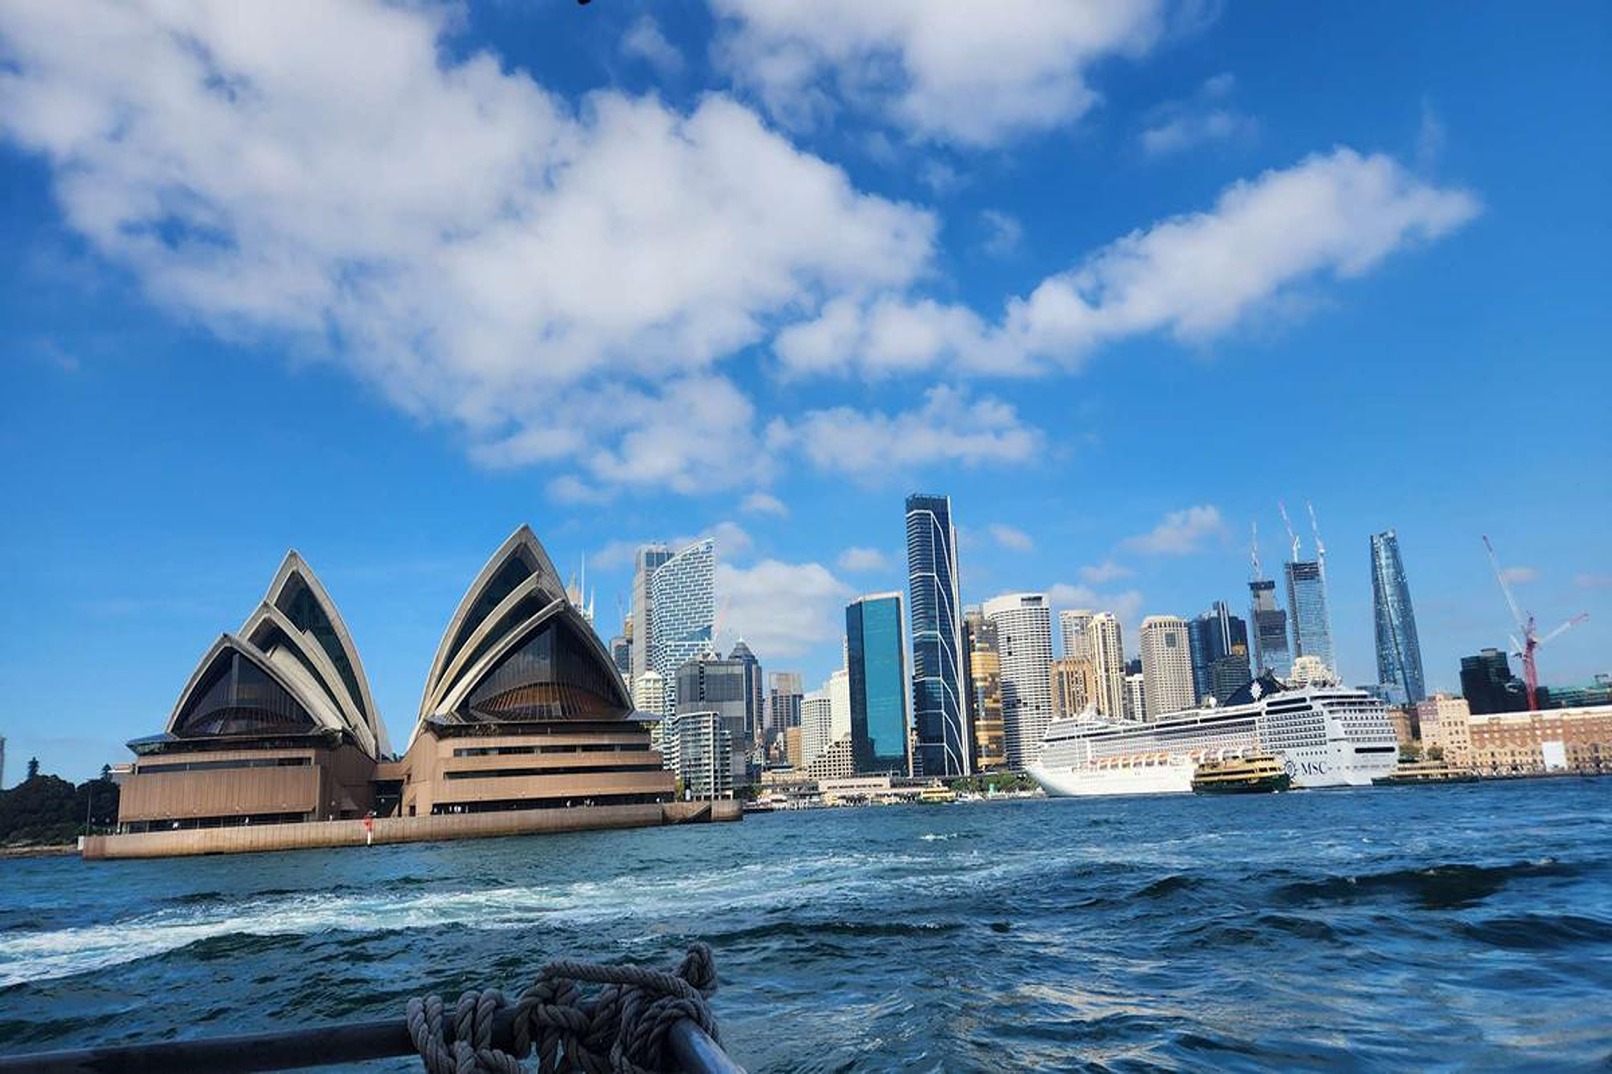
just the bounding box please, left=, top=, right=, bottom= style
left=1191, top=754, right=1293, bottom=795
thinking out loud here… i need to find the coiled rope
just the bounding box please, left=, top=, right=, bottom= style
left=406, top=944, right=720, bottom=1074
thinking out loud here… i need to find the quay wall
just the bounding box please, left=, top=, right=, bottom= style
left=81, top=799, right=741, bottom=861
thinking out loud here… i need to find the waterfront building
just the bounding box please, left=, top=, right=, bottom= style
left=1059, top=609, right=1095, bottom=662
left=1416, top=694, right=1472, bottom=766
left=963, top=609, right=1007, bottom=770
left=983, top=593, right=1053, bottom=771
left=905, top=493, right=970, bottom=776
left=675, top=652, right=750, bottom=785
left=1088, top=613, right=1126, bottom=720
left=1386, top=706, right=1418, bottom=752
left=847, top=593, right=910, bottom=775
left=1285, top=560, right=1335, bottom=674
left=1248, top=578, right=1291, bottom=677
left=648, top=539, right=715, bottom=715
left=1370, top=531, right=1427, bottom=704
left=1140, top=616, right=1195, bottom=719
left=1049, top=657, right=1095, bottom=717
left=1466, top=705, right=1612, bottom=775
left=804, top=736, right=856, bottom=780
left=1460, top=648, right=1526, bottom=715
left=1124, top=672, right=1146, bottom=722
left=728, top=640, right=764, bottom=746
left=629, top=545, right=672, bottom=684
left=1188, top=602, right=1251, bottom=704
left=661, top=711, right=734, bottom=799
left=115, top=550, right=390, bottom=832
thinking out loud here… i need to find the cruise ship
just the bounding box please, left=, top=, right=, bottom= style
left=1028, top=674, right=1399, bottom=797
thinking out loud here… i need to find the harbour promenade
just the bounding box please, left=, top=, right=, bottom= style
left=82, top=799, right=739, bottom=860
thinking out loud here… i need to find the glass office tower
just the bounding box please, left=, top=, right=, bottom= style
left=1284, top=560, right=1335, bottom=674
left=1370, top=530, right=1426, bottom=703
left=905, top=493, right=971, bottom=776
left=846, top=593, right=910, bottom=775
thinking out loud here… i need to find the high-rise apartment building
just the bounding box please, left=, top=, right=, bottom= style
left=631, top=670, right=665, bottom=718
left=1285, top=559, right=1335, bottom=674
left=905, top=493, right=970, bottom=776
left=1248, top=578, right=1290, bottom=676
left=962, top=609, right=1006, bottom=770
left=1124, top=672, right=1146, bottom=722
left=1370, top=530, right=1426, bottom=704
left=648, top=539, right=715, bottom=714
left=800, top=690, right=834, bottom=767
left=1189, top=602, right=1251, bottom=705
left=1088, top=612, right=1126, bottom=719
left=1050, top=657, right=1095, bottom=716
left=847, top=593, right=910, bottom=775
left=661, top=711, right=733, bottom=800
left=982, top=593, right=1053, bottom=770
left=630, top=545, right=673, bottom=683
left=1140, top=616, right=1195, bottom=719
left=1059, top=609, right=1095, bottom=661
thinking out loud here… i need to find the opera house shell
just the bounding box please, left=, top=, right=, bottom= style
left=395, top=525, right=673, bottom=817
left=115, top=526, right=672, bottom=834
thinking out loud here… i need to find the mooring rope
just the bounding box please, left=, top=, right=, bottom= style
left=406, top=944, right=719, bottom=1074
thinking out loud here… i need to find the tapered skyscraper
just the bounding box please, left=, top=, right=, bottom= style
left=906, top=493, right=970, bottom=776
left=1370, top=530, right=1426, bottom=703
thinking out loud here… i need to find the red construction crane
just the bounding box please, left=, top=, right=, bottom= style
left=1482, top=535, right=1589, bottom=711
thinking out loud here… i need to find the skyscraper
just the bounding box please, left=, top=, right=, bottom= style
left=1189, top=602, right=1251, bottom=704
left=630, top=544, right=673, bottom=684
left=1049, top=657, right=1095, bottom=716
left=1285, top=560, right=1335, bottom=674
left=1460, top=648, right=1526, bottom=715
left=1139, top=616, right=1195, bottom=719
left=962, top=609, right=1006, bottom=770
left=906, top=493, right=970, bottom=777
left=1059, top=609, right=1095, bottom=661
left=846, top=593, right=910, bottom=774
left=648, top=539, right=714, bottom=714
left=800, top=690, right=835, bottom=766
left=765, top=671, right=803, bottom=743
left=982, top=593, right=1053, bottom=770
left=1249, top=579, right=1290, bottom=676
left=1370, top=531, right=1427, bottom=704
left=728, top=639, right=764, bottom=744
left=1088, top=612, right=1126, bottom=719
left=1124, top=672, right=1146, bottom=722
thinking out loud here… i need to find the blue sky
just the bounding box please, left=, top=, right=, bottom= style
left=2, top=1, right=1608, bottom=782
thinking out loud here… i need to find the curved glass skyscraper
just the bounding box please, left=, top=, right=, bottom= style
left=906, top=493, right=971, bottom=776
left=1370, top=530, right=1426, bottom=703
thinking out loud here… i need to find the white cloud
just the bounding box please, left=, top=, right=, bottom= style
left=1139, top=72, right=1256, bottom=157
left=1574, top=573, right=1612, bottom=590
left=717, top=559, right=853, bottom=659
left=622, top=15, right=684, bottom=76
left=709, top=520, right=754, bottom=561
left=0, top=0, right=935, bottom=495
left=980, top=209, right=1023, bottom=256
left=774, top=148, right=1480, bottom=380
left=1500, top=565, right=1538, bottom=585
left=990, top=524, right=1034, bottom=552
left=740, top=491, right=789, bottom=517
left=1080, top=560, right=1132, bottom=584
left=837, top=547, right=891, bottom=573
left=712, top=0, right=1171, bottom=146
left=769, top=386, right=1041, bottom=481
left=547, top=474, right=613, bottom=505
left=1122, top=505, right=1226, bottom=555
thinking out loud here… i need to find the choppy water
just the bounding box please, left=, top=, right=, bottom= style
left=2, top=780, right=1610, bottom=1071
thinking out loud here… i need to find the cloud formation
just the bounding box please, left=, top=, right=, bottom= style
left=1139, top=72, right=1256, bottom=157
left=740, top=492, right=789, bottom=517
left=1080, top=560, right=1133, bottom=584
left=718, top=559, right=853, bottom=657
left=837, top=547, right=892, bottom=573
left=712, top=0, right=1169, bottom=145
left=990, top=524, right=1035, bottom=552
left=1123, top=505, right=1226, bottom=555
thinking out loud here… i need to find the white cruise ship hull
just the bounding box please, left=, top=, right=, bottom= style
left=1029, top=681, right=1399, bottom=800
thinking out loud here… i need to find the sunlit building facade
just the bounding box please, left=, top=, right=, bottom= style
left=847, top=593, right=911, bottom=775
left=648, top=539, right=715, bottom=715
left=983, top=593, right=1053, bottom=771
left=1248, top=578, right=1290, bottom=676
left=1370, top=530, right=1426, bottom=703
left=963, top=610, right=1007, bottom=770
left=1285, top=560, right=1335, bottom=674
left=906, top=493, right=970, bottom=776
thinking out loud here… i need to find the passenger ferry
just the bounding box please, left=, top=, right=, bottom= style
left=1028, top=674, right=1398, bottom=798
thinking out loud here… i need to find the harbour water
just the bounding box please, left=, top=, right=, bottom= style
left=2, top=780, right=1609, bottom=1071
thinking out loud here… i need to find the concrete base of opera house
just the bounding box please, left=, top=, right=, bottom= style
left=80, top=799, right=741, bottom=861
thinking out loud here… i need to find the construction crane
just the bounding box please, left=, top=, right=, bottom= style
left=1482, top=535, right=1590, bottom=711
left=1278, top=501, right=1301, bottom=563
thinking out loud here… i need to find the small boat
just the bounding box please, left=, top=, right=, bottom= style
left=1191, top=754, right=1292, bottom=794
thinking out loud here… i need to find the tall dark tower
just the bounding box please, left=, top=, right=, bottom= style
left=905, top=493, right=970, bottom=776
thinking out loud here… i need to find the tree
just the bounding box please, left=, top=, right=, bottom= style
left=25, top=757, right=38, bottom=781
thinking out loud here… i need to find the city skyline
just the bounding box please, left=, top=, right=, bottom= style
left=2, top=3, right=1608, bottom=782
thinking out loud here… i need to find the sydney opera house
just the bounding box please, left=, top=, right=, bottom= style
left=112, top=526, right=677, bottom=841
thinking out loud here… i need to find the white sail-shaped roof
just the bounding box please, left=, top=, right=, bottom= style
left=410, top=525, right=632, bottom=749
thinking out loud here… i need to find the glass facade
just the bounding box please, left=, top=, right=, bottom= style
left=1370, top=530, right=1426, bottom=703
left=175, top=649, right=316, bottom=737
left=1248, top=578, right=1291, bottom=676
left=905, top=493, right=970, bottom=776
left=464, top=616, right=630, bottom=722
left=1285, top=560, right=1335, bottom=673
left=847, top=593, right=909, bottom=774
left=1188, top=602, right=1251, bottom=704
left=648, top=539, right=715, bottom=715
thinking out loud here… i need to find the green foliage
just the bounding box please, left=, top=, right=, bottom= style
left=0, top=766, right=120, bottom=846
left=948, top=772, right=1036, bottom=794
left=1425, top=745, right=1445, bottom=762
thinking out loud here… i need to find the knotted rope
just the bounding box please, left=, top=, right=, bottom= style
left=407, top=944, right=720, bottom=1074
